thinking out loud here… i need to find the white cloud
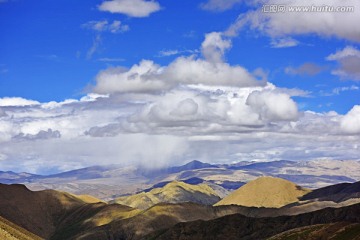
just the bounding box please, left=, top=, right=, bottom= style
left=0, top=97, right=40, bottom=107
left=201, top=32, right=232, bottom=63
left=157, top=49, right=198, bottom=57
left=246, top=90, right=299, bottom=121
left=93, top=57, right=265, bottom=94
left=87, top=35, right=102, bottom=59
left=326, top=46, right=360, bottom=80
left=164, top=56, right=265, bottom=87
left=200, top=0, right=243, bottom=12
left=226, top=0, right=360, bottom=43
left=98, top=0, right=161, bottom=18
left=341, top=105, right=360, bottom=134
left=93, top=32, right=264, bottom=94
left=270, top=37, right=299, bottom=48
left=82, top=20, right=129, bottom=33
left=332, top=85, right=359, bottom=95
left=94, top=60, right=170, bottom=94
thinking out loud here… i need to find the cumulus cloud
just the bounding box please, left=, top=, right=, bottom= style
left=201, top=32, right=232, bottom=63
left=341, top=105, right=360, bottom=134
left=225, top=0, right=360, bottom=43
left=93, top=32, right=264, bottom=94
left=0, top=97, right=40, bottom=107
left=246, top=90, right=299, bottom=121
left=285, top=62, right=323, bottom=76
left=326, top=46, right=360, bottom=80
left=98, top=0, right=161, bottom=18
left=94, top=60, right=170, bottom=94
left=200, top=0, right=243, bottom=12
left=82, top=20, right=129, bottom=33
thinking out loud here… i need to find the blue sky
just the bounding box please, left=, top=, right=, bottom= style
left=0, top=0, right=360, bottom=174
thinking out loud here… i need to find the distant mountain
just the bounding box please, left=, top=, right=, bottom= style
left=47, top=165, right=114, bottom=180
left=2, top=159, right=360, bottom=201
left=166, top=160, right=218, bottom=173
left=0, top=171, right=39, bottom=184
left=227, top=160, right=296, bottom=171
left=215, top=176, right=310, bottom=208
left=112, top=181, right=221, bottom=209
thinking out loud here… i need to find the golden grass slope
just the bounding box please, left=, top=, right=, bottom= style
left=215, top=176, right=311, bottom=208
left=0, top=216, right=43, bottom=240
left=113, top=181, right=221, bottom=209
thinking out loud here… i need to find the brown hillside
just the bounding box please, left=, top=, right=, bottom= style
left=0, top=184, right=87, bottom=238
left=215, top=176, right=310, bottom=208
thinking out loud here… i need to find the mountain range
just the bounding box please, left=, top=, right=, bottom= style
left=2, top=159, right=360, bottom=201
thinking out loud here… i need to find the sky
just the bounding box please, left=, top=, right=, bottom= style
left=0, top=0, right=360, bottom=174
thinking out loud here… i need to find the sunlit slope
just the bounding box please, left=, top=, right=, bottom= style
left=113, top=181, right=221, bottom=209
left=215, top=176, right=311, bottom=208
left=0, top=216, right=43, bottom=240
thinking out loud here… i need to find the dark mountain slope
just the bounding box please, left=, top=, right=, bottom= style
left=153, top=203, right=360, bottom=240
left=301, top=181, right=360, bottom=202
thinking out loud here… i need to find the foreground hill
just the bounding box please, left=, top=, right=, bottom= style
left=215, top=176, right=310, bottom=208
left=113, top=181, right=221, bottom=209
left=0, top=184, right=140, bottom=239
left=268, top=222, right=360, bottom=240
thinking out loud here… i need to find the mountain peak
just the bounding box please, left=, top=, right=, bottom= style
left=166, top=160, right=217, bottom=174
left=215, top=176, right=310, bottom=208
